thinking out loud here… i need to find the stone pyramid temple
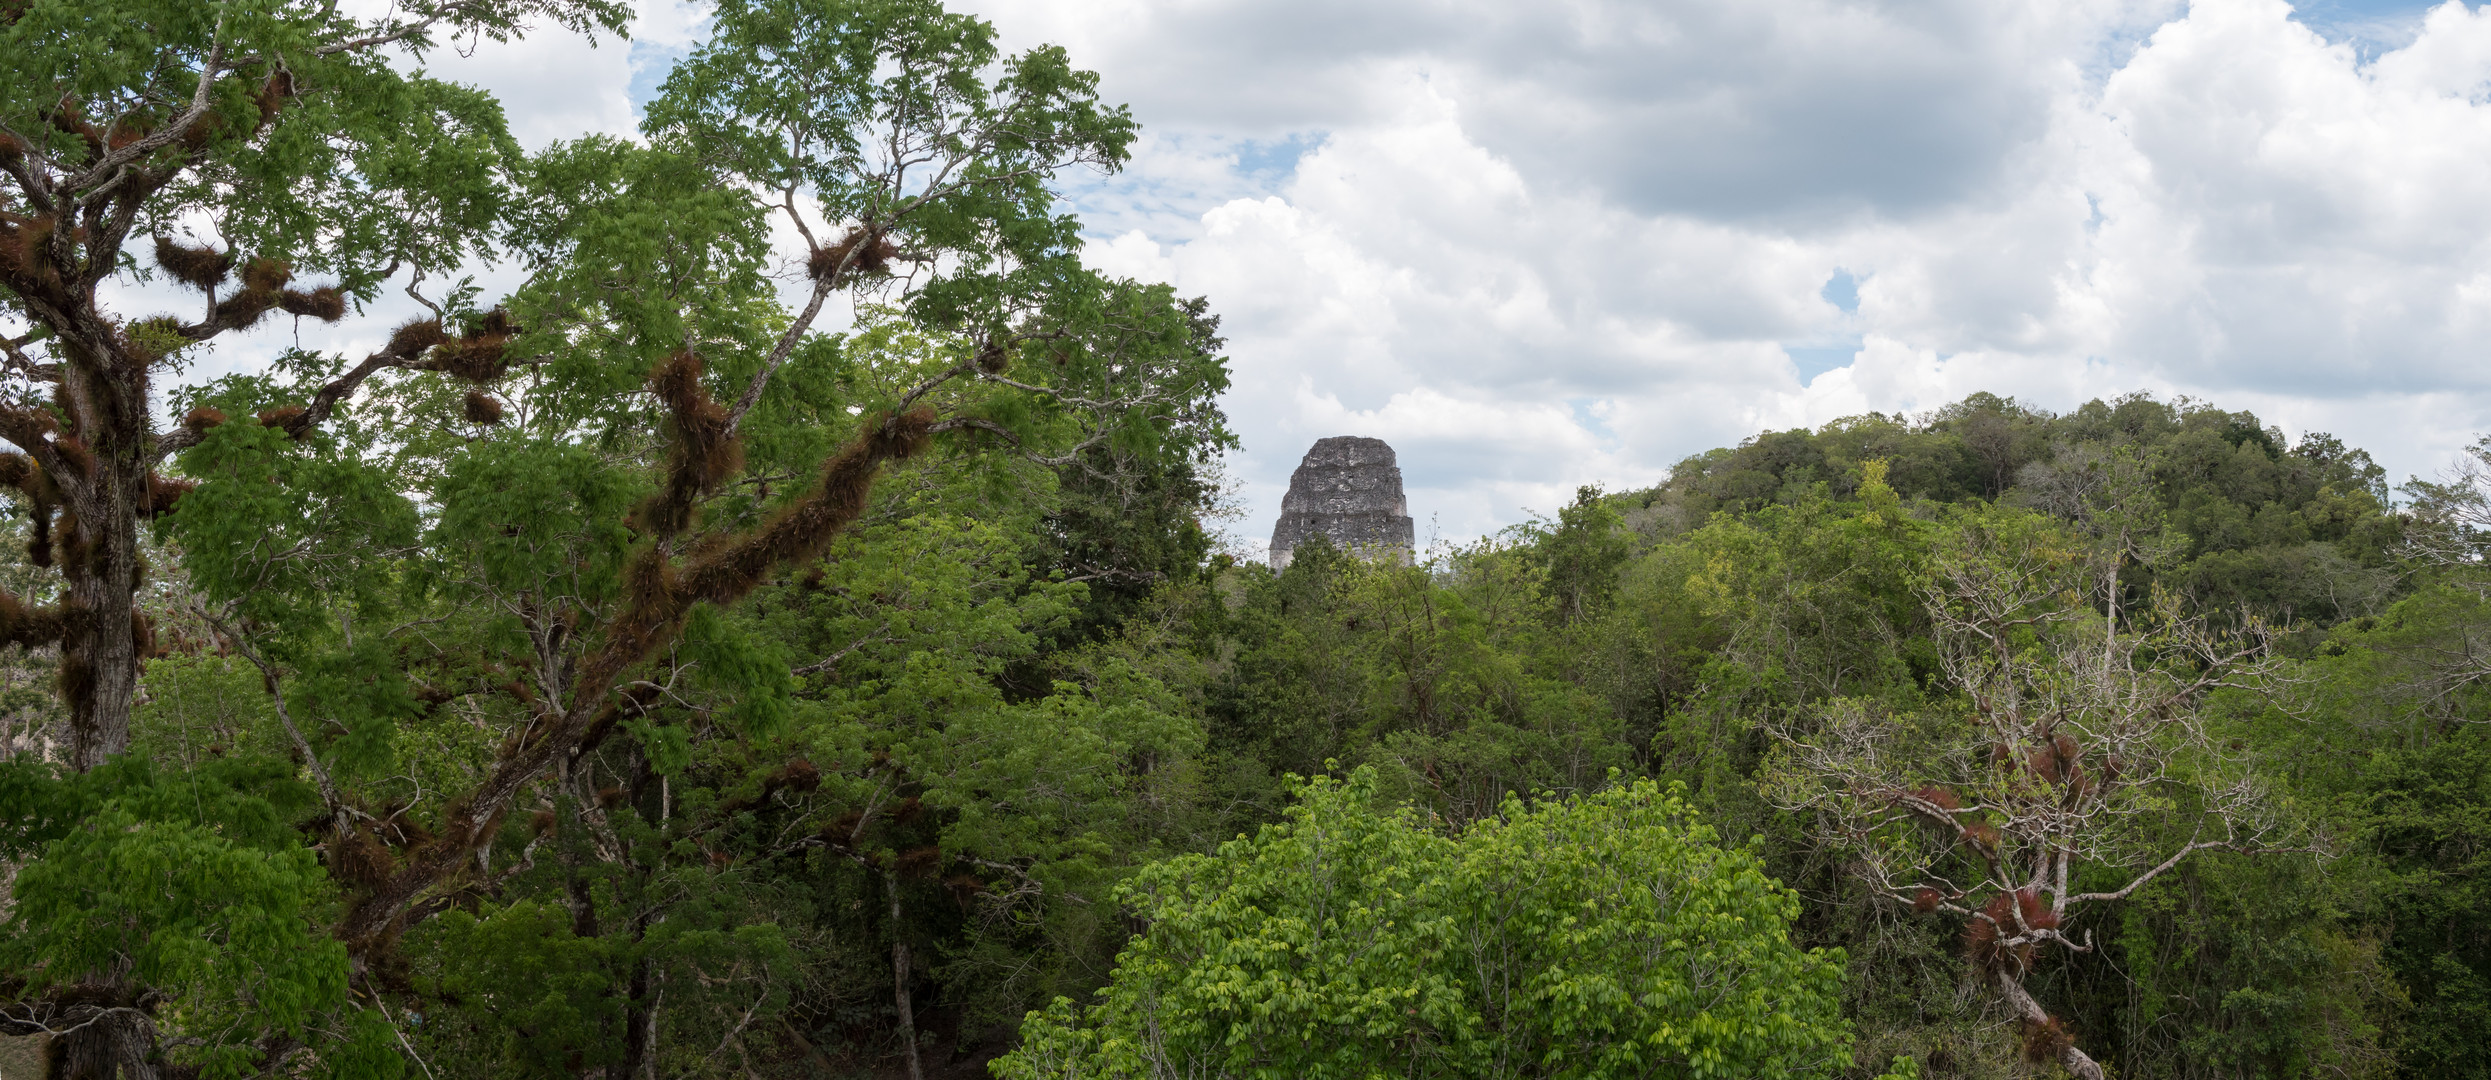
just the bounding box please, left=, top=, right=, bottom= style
left=1268, top=436, right=1414, bottom=570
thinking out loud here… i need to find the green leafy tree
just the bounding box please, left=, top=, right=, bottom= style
left=716, top=492, right=1207, bottom=1076
left=0, top=0, right=628, bottom=772
left=1632, top=393, right=2398, bottom=628
left=3, top=0, right=1225, bottom=1075
left=2288, top=450, right=2491, bottom=1077
left=166, top=0, right=1161, bottom=958
left=1196, top=536, right=1629, bottom=825
left=0, top=752, right=367, bottom=1077
left=1035, top=295, right=1235, bottom=639
left=997, top=768, right=1860, bottom=1080
left=1530, top=484, right=1634, bottom=626
left=0, top=1, right=627, bottom=1071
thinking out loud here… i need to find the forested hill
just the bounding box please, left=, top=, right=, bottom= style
left=1624, top=391, right=2402, bottom=629
left=1155, top=390, right=2465, bottom=1079
left=0, top=0, right=2482, bottom=1077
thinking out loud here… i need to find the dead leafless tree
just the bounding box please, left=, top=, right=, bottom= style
left=1771, top=515, right=2297, bottom=1080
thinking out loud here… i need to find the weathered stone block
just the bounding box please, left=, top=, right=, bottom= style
left=1269, top=436, right=1414, bottom=569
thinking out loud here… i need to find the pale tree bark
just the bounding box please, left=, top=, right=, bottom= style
left=1992, top=969, right=2101, bottom=1080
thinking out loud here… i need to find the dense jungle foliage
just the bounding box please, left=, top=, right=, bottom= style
left=2, top=0, right=2488, bottom=1078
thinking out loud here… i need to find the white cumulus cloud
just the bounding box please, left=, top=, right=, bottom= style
left=925, top=0, right=2491, bottom=550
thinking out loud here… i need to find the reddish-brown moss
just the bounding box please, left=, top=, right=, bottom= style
left=153, top=237, right=231, bottom=290
left=809, top=227, right=898, bottom=284
left=278, top=286, right=346, bottom=322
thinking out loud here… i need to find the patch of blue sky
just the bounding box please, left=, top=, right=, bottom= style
left=626, top=39, right=695, bottom=124
left=1057, top=130, right=1328, bottom=244
left=1232, top=134, right=1319, bottom=186
left=1785, top=342, right=1863, bottom=385
left=2291, top=0, right=2449, bottom=56
left=1568, top=398, right=1618, bottom=444
left=2080, top=1, right=2446, bottom=81
left=1821, top=269, right=1859, bottom=315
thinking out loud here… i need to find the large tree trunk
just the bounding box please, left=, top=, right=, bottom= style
left=59, top=439, right=144, bottom=772
left=47, top=989, right=160, bottom=1080
left=38, top=361, right=166, bottom=1080
left=0, top=218, right=167, bottom=774
left=0, top=45, right=343, bottom=773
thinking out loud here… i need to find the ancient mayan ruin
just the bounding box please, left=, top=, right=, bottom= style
left=1268, top=435, right=1415, bottom=569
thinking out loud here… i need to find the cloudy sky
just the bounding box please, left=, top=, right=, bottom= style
left=411, top=0, right=2491, bottom=551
